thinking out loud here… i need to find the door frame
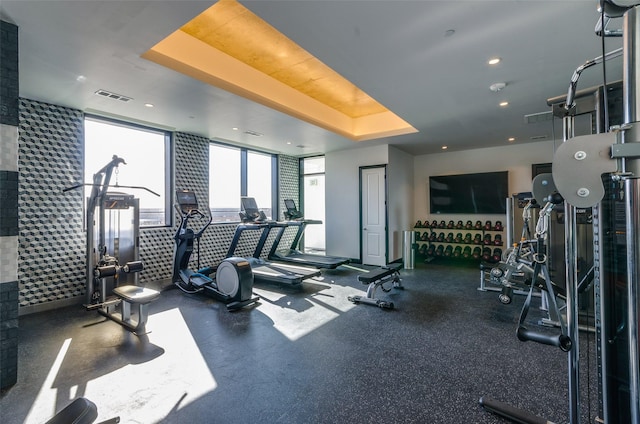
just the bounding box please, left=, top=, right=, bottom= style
left=359, top=164, right=388, bottom=265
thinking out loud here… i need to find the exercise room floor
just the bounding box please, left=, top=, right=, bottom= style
left=1, top=262, right=597, bottom=423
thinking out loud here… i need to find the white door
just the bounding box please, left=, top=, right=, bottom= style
left=361, top=167, right=386, bottom=266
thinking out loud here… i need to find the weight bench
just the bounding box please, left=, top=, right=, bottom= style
left=347, top=264, right=403, bottom=309
left=45, top=397, right=120, bottom=424
left=94, top=285, right=160, bottom=336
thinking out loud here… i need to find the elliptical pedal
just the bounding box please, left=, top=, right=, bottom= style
left=189, top=273, right=213, bottom=288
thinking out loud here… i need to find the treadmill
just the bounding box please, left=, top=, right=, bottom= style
left=267, top=199, right=350, bottom=269
left=227, top=197, right=321, bottom=286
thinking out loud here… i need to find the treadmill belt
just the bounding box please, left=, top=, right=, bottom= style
left=275, top=252, right=349, bottom=269
left=250, top=261, right=321, bottom=285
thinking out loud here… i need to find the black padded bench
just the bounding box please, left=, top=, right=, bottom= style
left=45, top=397, right=120, bottom=424
left=347, top=264, right=403, bottom=309
left=45, top=398, right=97, bottom=424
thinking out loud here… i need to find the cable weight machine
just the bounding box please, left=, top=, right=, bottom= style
left=65, top=155, right=160, bottom=335
left=482, top=2, right=640, bottom=423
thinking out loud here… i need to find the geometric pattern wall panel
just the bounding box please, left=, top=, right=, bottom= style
left=0, top=236, right=18, bottom=283
left=278, top=155, right=299, bottom=220
left=278, top=154, right=299, bottom=248
left=174, top=132, right=212, bottom=268
left=18, top=99, right=85, bottom=307
left=0, top=124, right=19, bottom=172
left=138, top=226, right=175, bottom=284
left=175, top=132, right=210, bottom=208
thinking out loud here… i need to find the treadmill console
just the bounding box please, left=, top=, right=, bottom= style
left=283, top=199, right=304, bottom=221
left=240, top=197, right=267, bottom=223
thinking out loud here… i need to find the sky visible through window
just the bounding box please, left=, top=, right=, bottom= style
left=84, top=118, right=167, bottom=226
left=209, top=144, right=273, bottom=222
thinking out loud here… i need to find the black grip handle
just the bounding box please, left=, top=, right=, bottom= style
left=517, top=326, right=572, bottom=352
left=95, top=265, right=117, bottom=278
left=123, top=261, right=144, bottom=273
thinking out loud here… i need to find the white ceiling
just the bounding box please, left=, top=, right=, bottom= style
left=0, top=1, right=625, bottom=157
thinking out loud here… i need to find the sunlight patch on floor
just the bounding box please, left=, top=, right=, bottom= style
left=253, top=281, right=360, bottom=342
left=87, top=308, right=217, bottom=423
left=23, top=308, right=218, bottom=424
left=23, top=338, right=72, bottom=424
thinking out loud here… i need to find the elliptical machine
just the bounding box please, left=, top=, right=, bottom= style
left=172, top=190, right=259, bottom=311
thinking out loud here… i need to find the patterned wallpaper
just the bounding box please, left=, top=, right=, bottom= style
left=16, top=101, right=302, bottom=309
left=277, top=155, right=299, bottom=250
left=278, top=155, right=299, bottom=219
left=18, top=99, right=85, bottom=307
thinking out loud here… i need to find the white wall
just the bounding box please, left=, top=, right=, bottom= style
left=413, top=140, right=556, bottom=224
left=387, top=146, right=414, bottom=261
left=325, top=144, right=388, bottom=259
left=325, top=140, right=555, bottom=262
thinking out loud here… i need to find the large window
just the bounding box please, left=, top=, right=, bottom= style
left=84, top=117, right=171, bottom=227
left=209, top=143, right=275, bottom=222
left=302, top=156, right=325, bottom=251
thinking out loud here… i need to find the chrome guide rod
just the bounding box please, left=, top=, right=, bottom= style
left=562, top=114, right=581, bottom=424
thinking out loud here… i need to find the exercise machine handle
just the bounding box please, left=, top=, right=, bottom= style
left=95, top=265, right=117, bottom=278
left=517, top=326, right=572, bottom=352
left=123, top=261, right=144, bottom=273
left=63, top=183, right=160, bottom=197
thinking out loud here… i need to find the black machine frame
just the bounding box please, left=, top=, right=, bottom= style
left=267, top=199, right=350, bottom=269
left=226, top=197, right=322, bottom=286
left=172, top=190, right=259, bottom=311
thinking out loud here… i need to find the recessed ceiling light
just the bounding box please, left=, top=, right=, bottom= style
left=508, top=137, right=515, bottom=142
left=76, top=75, right=86, bottom=83
left=488, top=57, right=501, bottom=65
left=499, top=101, right=509, bottom=107
left=441, top=146, right=448, bottom=150
left=144, top=103, right=154, bottom=108
left=286, top=141, right=292, bottom=145
left=444, top=29, right=455, bottom=37
left=232, top=127, right=239, bottom=131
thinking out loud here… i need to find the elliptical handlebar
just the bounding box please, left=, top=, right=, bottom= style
left=175, top=206, right=212, bottom=239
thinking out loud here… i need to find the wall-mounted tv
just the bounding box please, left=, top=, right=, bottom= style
left=429, top=171, right=508, bottom=214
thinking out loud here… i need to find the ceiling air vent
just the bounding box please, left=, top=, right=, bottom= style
left=94, top=89, right=133, bottom=103
left=243, top=130, right=263, bottom=137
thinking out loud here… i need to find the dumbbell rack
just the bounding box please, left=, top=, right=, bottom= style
left=414, top=219, right=504, bottom=263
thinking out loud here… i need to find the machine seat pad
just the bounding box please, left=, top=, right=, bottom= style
left=45, top=397, right=98, bottom=424
left=113, top=285, right=160, bottom=304
left=358, top=264, right=400, bottom=284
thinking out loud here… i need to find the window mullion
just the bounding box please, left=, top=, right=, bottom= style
left=240, top=149, right=248, bottom=196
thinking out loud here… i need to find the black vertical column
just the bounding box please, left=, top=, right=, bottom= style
left=0, top=19, right=20, bottom=390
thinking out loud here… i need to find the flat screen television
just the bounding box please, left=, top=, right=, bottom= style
left=429, top=171, right=508, bottom=214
